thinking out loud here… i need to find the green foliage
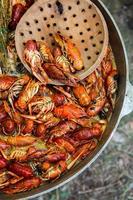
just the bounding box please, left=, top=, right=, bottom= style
left=0, top=0, right=11, bottom=69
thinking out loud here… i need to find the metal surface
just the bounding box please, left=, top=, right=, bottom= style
left=121, top=81, right=133, bottom=118
left=1, top=0, right=133, bottom=199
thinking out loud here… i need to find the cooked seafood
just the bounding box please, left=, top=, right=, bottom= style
left=23, top=33, right=83, bottom=85
left=0, top=32, right=118, bottom=195
left=49, top=120, right=77, bottom=137
left=73, top=83, right=91, bottom=106
left=15, top=79, right=40, bottom=112
left=0, top=75, right=17, bottom=91
left=54, top=33, right=84, bottom=71
left=43, top=63, right=77, bottom=86
left=8, top=0, right=35, bottom=31
left=53, top=46, right=71, bottom=73
left=3, top=177, right=42, bottom=194
left=23, top=40, right=49, bottom=84
left=54, top=103, right=87, bottom=120
left=38, top=41, right=54, bottom=63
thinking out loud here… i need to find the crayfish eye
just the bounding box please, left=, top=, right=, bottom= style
left=114, top=74, right=119, bottom=81
left=99, top=110, right=107, bottom=119
left=92, top=100, right=96, bottom=104
left=35, top=165, right=43, bottom=175
left=90, top=107, right=95, bottom=110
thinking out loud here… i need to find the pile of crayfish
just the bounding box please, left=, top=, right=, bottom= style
left=0, top=47, right=118, bottom=194
left=23, top=33, right=84, bottom=85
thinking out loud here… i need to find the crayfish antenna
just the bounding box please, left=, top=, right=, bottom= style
left=21, top=114, right=36, bottom=120
left=0, top=150, right=9, bottom=160
left=53, top=86, right=71, bottom=98
left=67, top=140, right=97, bottom=170
left=67, top=149, right=85, bottom=170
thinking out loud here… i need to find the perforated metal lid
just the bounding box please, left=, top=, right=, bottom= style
left=15, top=0, right=109, bottom=84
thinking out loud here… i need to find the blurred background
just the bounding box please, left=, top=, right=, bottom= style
left=38, top=0, right=133, bottom=200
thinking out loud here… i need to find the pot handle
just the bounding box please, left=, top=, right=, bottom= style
left=121, top=81, right=133, bottom=118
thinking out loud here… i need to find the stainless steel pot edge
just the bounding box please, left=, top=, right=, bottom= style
left=96, top=1, right=133, bottom=119
left=23, top=1, right=132, bottom=200
left=121, top=81, right=133, bottom=118
left=116, top=11, right=133, bottom=118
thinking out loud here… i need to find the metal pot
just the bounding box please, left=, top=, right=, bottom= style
left=1, top=0, right=133, bottom=199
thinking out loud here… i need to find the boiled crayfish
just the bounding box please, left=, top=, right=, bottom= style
left=24, top=40, right=49, bottom=84
left=0, top=42, right=118, bottom=195
left=54, top=33, right=84, bottom=71
left=8, top=0, right=35, bottom=30
left=15, top=79, right=40, bottom=112
left=54, top=103, right=87, bottom=120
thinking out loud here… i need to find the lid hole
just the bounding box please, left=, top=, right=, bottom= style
left=29, top=31, right=32, bottom=34
left=81, top=39, right=85, bottom=43
left=81, top=9, right=85, bottom=12
left=84, top=19, right=87, bottom=23
left=73, top=14, right=77, bottom=18
left=48, top=3, right=52, bottom=8
left=26, top=21, right=30, bottom=26
left=87, top=28, right=91, bottom=31
left=34, top=19, right=38, bottom=23
left=90, top=36, right=94, bottom=40
left=98, top=31, right=102, bottom=34
left=20, top=32, right=24, bottom=36
left=47, top=24, right=51, bottom=28
left=87, top=56, right=91, bottom=60
left=39, top=7, right=43, bottom=11
left=66, top=27, right=69, bottom=30
left=96, top=22, right=99, bottom=26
